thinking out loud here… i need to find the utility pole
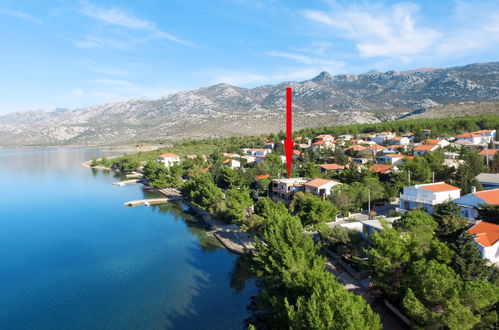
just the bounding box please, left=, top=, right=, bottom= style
left=408, top=170, right=411, bottom=185
left=368, top=188, right=371, bottom=220
left=432, top=171, right=435, bottom=183
left=486, top=148, right=489, bottom=167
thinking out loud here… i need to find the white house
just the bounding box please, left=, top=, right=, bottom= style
left=271, top=178, right=308, bottom=202
left=222, top=159, right=240, bottom=169
left=468, top=221, right=499, bottom=262
left=312, top=140, right=335, bottom=151
left=313, top=134, right=335, bottom=143
left=242, top=148, right=271, bottom=156
left=371, top=132, right=396, bottom=146
left=304, top=178, right=341, bottom=198
left=377, top=154, right=406, bottom=165
left=384, top=145, right=408, bottom=153
left=157, top=153, right=181, bottom=167
left=387, top=136, right=410, bottom=146
left=426, top=139, right=450, bottom=148
left=454, top=188, right=499, bottom=220
left=413, top=144, right=438, bottom=156
left=399, top=182, right=461, bottom=214
left=474, top=129, right=497, bottom=143
left=337, top=134, right=354, bottom=141
left=456, top=133, right=482, bottom=145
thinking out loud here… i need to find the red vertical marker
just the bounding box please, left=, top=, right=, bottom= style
left=284, top=88, right=294, bottom=178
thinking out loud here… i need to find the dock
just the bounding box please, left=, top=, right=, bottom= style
left=124, top=198, right=170, bottom=207
left=113, top=179, right=143, bottom=186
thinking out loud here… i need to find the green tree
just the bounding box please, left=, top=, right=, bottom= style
left=290, top=192, right=338, bottom=228
left=216, top=166, right=242, bottom=189
left=478, top=204, right=499, bottom=224
left=213, top=187, right=252, bottom=224
left=300, top=162, right=321, bottom=178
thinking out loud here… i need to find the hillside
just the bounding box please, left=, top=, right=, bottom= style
left=1, top=61, right=499, bottom=146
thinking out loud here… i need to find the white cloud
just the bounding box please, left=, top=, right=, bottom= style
left=303, top=2, right=440, bottom=61
left=0, top=8, right=42, bottom=23
left=77, top=1, right=191, bottom=49
left=86, top=66, right=130, bottom=77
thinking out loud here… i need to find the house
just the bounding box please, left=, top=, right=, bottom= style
left=264, top=142, right=275, bottom=149
left=352, top=157, right=369, bottom=164
left=242, top=148, right=271, bottom=156
left=423, top=129, right=432, bottom=137
left=304, top=178, right=341, bottom=198
left=456, top=133, right=482, bottom=145
left=348, top=145, right=366, bottom=152
left=369, top=164, right=397, bottom=174
left=340, top=218, right=398, bottom=237
left=403, top=133, right=415, bottom=141
left=479, top=149, right=499, bottom=161
left=337, top=134, right=354, bottom=141
left=476, top=173, right=499, bottom=190
left=413, top=144, right=438, bottom=156
left=387, top=136, right=410, bottom=146
left=399, top=182, right=461, bottom=214
left=271, top=178, right=308, bottom=202
left=319, top=163, right=347, bottom=173
left=241, top=155, right=256, bottom=163
left=371, top=132, right=396, bottom=146
left=157, top=153, right=181, bottom=167
left=474, top=129, right=497, bottom=143
left=312, top=140, right=335, bottom=150
left=468, top=221, right=499, bottom=262
left=425, top=139, right=450, bottom=148
left=223, top=153, right=240, bottom=158
left=360, top=144, right=385, bottom=155
left=377, top=154, right=406, bottom=165
left=222, top=159, right=240, bottom=169
left=313, top=134, right=335, bottom=143
left=384, top=145, right=408, bottom=153
left=455, top=188, right=499, bottom=220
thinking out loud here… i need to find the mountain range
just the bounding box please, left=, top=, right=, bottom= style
left=1, top=61, right=499, bottom=146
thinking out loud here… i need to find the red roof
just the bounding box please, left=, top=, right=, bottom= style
left=384, top=153, right=405, bottom=158
left=421, top=182, right=460, bottom=193
left=365, top=144, right=385, bottom=150
left=474, top=188, right=499, bottom=205
left=369, top=164, right=394, bottom=173
left=426, top=139, right=442, bottom=144
left=474, top=130, right=495, bottom=134
left=349, top=145, right=365, bottom=151
left=457, top=132, right=479, bottom=138
left=414, top=144, right=437, bottom=151
left=319, top=163, right=345, bottom=171
left=469, top=221, right=499, bottom=247
left=313, top=140, right=328, bottom=145
left=479, top=149, right=499, bottom=156
left=255, top=174, right=270, bottom=180
left=159, top=153, right=179, bottom=158
left=305, top=178, right=335, bottom=188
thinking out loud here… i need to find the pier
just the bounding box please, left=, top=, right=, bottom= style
left=113, top=179, right=143, bottom=186
left=124, top=198, right=170, bottom=207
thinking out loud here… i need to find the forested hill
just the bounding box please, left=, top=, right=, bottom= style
left=1, top=61, right=499, bottom=146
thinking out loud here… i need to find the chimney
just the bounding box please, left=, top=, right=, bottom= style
left=471, top=186, right=477, bottom=193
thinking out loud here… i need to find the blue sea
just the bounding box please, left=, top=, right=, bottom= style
left=0, top=148, right=257, bottom=329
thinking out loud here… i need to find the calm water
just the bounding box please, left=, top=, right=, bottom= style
left=0, top=148, right=256, bottom=329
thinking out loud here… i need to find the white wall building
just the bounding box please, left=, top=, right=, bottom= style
left=157, top=153, right=181, bottom=167
left=304, top=178, right=341, bottom=198
left=456, top=133, right=482, bottom=145
left=399, top=182, right=461, bottom=214
left=468, top=221, right=499, bottom=262
left=455, top=188, right=499, bottom=220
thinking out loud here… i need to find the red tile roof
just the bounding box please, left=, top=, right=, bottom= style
left=421, top=182, right=460, bottom=193
left=255, top=174, right=270, bottom=180
left=414, top=144, right=437, bottom=151
left=426, top=139, right=442, bottom=144
left=469, top=221, right=499, bottom=247
left=474, top=188, right=499, bottom=205
left=305, top=178, right=334, bottom=188
left=384, top=153, right=405, bottom=158
left=159, top=153, right=179, bottom=158
left=474, top=130, right=495, bottom=134
left=369, top=164, right=394, bottom=173
left=457, top=132, right=479, bottom=138
left=349, top=145, right=365, bottom=151
left=313, top=140, right=328, bottom=145
left=319, top=163, right=345, bottom=171
left=479, top=149, right=499, bottom=156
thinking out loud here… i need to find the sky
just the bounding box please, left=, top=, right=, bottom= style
left=1, top=0, right=499, bottom=114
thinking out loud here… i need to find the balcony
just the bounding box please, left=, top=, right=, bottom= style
left=399, top=194, right=439, bottom=205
